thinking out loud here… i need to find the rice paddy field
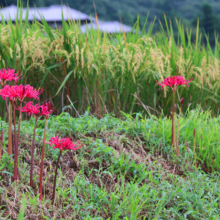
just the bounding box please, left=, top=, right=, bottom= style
left=0, top=7, right=220, bottom=220
left=0, top=10, right=220, bottom=117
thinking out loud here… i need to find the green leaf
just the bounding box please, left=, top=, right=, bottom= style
left=56, top=70, right=74, bottom=95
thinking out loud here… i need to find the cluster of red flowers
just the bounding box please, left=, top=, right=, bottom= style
left=18, top=101, right=54, bottom=118
left=0, top=68, right=21, bottom=86
left=0, top=84, right=43, bottom=102
left=18, top=102, right=41, bottom=116
left=0, top=67, right=82, bottom=204
left=0, top=68, right=52, bottom=117
left=157, top=76, right=192, bottom=90
left=48, top=136, right=82, bottom=151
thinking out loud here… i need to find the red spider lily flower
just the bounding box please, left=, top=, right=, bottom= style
left=0, top=85, right=43, bottom=102
left=0, top=85, right=10, bottom=100
left=40, top=102, right=54, bottom=119
left=0, top=68, right=21, bottom=86
left=19, top=85, right=43, bottom=101
left=48, top=137, right=82, bottom=204
left=17, top=101, right=41, bottom=116
left=48, top=136, right=82, bottom=152
left=157, top=76, right=192, bottom=91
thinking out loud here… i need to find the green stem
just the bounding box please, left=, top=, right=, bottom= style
left=8, top=101, right=12, bottom=156
left=171, top=90, right=175, bottom=147
left=39, top=118, right=48, bottom=201
left=173, top=104, right=176, bottom=156
left=193, top=129, right=197, bottom=168
left=52, top=150, right=62, bottom=205
left=176, top=107, right=181, bottom=159
left=30, top=117, right=38, bottom=188
left=17, top=102, right=22, bottom=155
left=16, top=102, right=22, bottom=179
left=4, top=98, right=9, bottom=118
left=0, top=130, right=3, bottom=163
left=13, top=102, right=18, bottom=181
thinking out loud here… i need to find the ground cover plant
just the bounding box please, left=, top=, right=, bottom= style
left=0, top=109, right=220, bottom=219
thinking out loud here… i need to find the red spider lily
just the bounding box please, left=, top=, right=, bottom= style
left=157, top=76, right=193, bottom=159
left=157, top=76, right=192, bottom=91
left=0, top=85, right=43, bottom=102
left=0, top=85, right=10, bottom=100
left=0, top=68, right=21, bottom=86
left=17, top=101, right=41, bottom=116
left=48, top=136, right=82, bottom=204
left=40, top=102, right=54, bottom=119
left=48, top=136, right=82, bottom=151
left=0, top=85, right=43, bottom=182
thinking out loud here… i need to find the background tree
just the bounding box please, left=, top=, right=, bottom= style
left=192, top=3, right=219, bottom=46
left=1, top=0, right=220, bottom=47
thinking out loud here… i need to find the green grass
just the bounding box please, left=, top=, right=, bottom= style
left=0, top=108, right=220, bottom=219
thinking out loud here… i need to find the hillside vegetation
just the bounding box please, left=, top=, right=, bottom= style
left=1, top=109, right=220, bottom=219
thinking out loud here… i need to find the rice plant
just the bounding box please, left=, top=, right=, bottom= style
left=0, top=5, right=220, bottom=119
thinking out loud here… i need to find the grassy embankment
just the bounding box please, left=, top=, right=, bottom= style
left=0, top=108, right=220, bottom=219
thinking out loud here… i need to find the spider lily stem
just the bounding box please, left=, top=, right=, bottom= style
left=39, top=118, right=48, bottom=201
left=0, top=130, right=3, bottom=163
left=171, top=90, right=175, bottom=147
left=30, top=117, right=38, bottom=188
left=176, top=109, right=181, bottom=159
left=52, top=150, right=62, bottom=205
left=193, top=129, right=197, bottom=168
left=13, top=102, right=18, bottom=181
left=17, top=102, right=22, bottom=153
left=4, top=98, right=9, bottom=118
left=15, top=102, right=23, bottom=180
left=176, top=98, right=184, bottom=159
left=173, top=104, right=177, bottom=155
left=8, top=101, right=12, bottom=156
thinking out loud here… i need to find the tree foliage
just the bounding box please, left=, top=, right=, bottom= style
left=1, top=0, right=220, bottom=45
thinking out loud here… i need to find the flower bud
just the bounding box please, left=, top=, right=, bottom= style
left=180, top=97, right=184, bottom=108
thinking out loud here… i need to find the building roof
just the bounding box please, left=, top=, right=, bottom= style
left=0, top=5, right=133, bottom=33
left=80, top=21, right=133, bottom=34
left=0, top=5, right=31, bottom=21
left=0, top=5, right=92, bottom=22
